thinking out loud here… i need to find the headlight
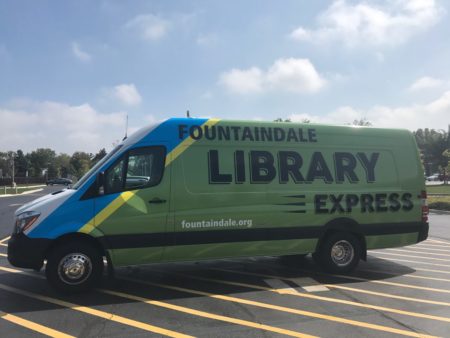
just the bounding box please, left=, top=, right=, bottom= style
left=14, top=211, right=40, bottom=234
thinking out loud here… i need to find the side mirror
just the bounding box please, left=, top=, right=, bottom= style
left=97, top=171, right=105, bottom=195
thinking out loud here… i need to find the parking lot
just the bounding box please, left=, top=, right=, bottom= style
left=0, top=187, right=449, bottom=337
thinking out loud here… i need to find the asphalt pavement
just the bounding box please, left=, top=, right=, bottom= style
left=0, top=186, right=449, bottom=337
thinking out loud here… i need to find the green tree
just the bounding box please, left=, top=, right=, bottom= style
left=55, top=153, right=71, bottom=178
left=15, top=150, right=29, bottom=177
left=27, top=148, right=57, bottom=177
left=274, top=118, right=292, bottom=122
left=70, top=152, right=92, bottom=178
left=414, top=128, right=448, bottom=176
left=91, top=148, right=107, bottom=166
left=352, top=118, right=372, bottom=126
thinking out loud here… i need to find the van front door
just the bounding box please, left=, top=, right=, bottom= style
left=92, top=145, right=170, bottom=266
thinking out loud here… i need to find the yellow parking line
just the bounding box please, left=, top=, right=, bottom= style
left=417, top=243, right=450, bottom=249
left=386, top=248, right=450, bottom=257
left=428, top=239, right=450, bottom=245
left=0, top=236, right=10, bottom=244
left=172, top=269, right=450, bottom=324
left=0, top=266, right=317, bottom=338
left=371, top=256, right=450, bottom=268
left=0, top=253, right=7, bottom=257
left=121, top=276, right=437, bottom=338
left=0, top=243, right=7, bottom=247
left=371, top=251, right=450, bottom=262
left=326, top=284, right=450, bottom=306
left=413, top=267, right=450, bottom=275
left=0, top=281, right=193, bottom=338
left=0, top=310, right=75, bottom=338
left=359, top=269, right=450, bottom=283
left=306, top=268, right=450, bottom=295
left=101, top=289, right=317, bottom=338
left=410, top=246, right=450, bottom=253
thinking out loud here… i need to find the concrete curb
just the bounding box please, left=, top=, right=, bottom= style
left=0, top=188, right=44, bottom=198
left=429, top=209, right=450, bottom=215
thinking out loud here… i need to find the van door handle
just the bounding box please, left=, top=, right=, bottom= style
left=148, top=198, right=166, bottom=204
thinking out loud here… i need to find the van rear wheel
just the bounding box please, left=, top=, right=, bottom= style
left=45, top=241, right=103, bottom=293
left=314, top=232, right=361, bottom=273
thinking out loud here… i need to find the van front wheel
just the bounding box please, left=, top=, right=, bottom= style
left=45, top=242, right=103, bottom=293
left=314, top=232, right=361, bottom=273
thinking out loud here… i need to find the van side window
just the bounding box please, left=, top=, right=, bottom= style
left=104, top=146, right=166, bottom=194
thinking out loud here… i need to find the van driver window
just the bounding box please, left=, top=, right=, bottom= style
left=104, top=146, right=165, bottom=194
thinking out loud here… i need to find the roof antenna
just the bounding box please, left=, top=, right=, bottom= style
left=122, top=114, right=128, bottom=141
left=186, top=110, right=190, bottom=118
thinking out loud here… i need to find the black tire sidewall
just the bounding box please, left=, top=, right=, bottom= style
left=317, top=232, right=361, bottom=273
left=45, top=242, right=103, bottom=293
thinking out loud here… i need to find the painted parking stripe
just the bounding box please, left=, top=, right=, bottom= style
left=409, top=246, right=450, bottom=253
left=370, top=251, right=450, bottom=262
left=0, top=266, right=317, bottom=338
left=0, top=280, right=193, bottom=337
left=290, top=267, right=450, bottom=295
left=0, top=310, right=75, bottom=338
left=326, top=284, right=450, bottom=307
left=0, top=253, right=7, bottom=257
left=0, top=243, right=7, bottom=247
left=428, top=239, right=450, bottom=245
left=386, top=248, right=450, bottom=257
left=212, top=268, right=450, bottom=321
left=289, top=277, right=330, bottom=292
left=122, top=275, right=438, bottom=338
left=0, top=236, right=10, bottom=244
left=416, top=243, right=450, bottom=249
left=101, top=289, right=317, bottom=338
left=370, top=256, right=450, bottom=268
left=264, top=279, right=300, bottom=293
left=413, top=267, right=450, bottom=275
left=358, top=269, right=450, bottom=283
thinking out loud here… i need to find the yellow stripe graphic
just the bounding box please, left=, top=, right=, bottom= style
left=79, top=190, right=137, bottom=234
left=1, top=310, right=75, bottom=338
left=165, top=118, right=220, bottom=167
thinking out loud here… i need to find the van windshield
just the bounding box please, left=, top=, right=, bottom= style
left=72, top=145, right=123, bottom=190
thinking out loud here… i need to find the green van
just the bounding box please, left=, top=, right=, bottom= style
left=8, top=118, right=429, bottom=292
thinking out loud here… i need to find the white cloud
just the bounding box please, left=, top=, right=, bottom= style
left=125, top=14, right=170, bottom=41
left=196, top=33, right=218, bottom=46
left=220, top=67, right=264, bottom=94
left=219, top=58, right=326, bottom=95
left=113, top=84, right=142, bottom=106
left=288, top=90, right=450, bottom=130
left=290, top=0, right=444, bottom=48
left=71, top=42, right=92, bottom=62
left=0, top=100, right=128, bottom=153
left=408, top=76, right=444, bottom=91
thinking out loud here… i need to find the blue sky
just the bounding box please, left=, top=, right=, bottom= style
left=1, top=0, right=449, bottom=153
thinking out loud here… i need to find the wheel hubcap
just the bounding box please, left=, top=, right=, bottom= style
left=331, top=240, right=354, bottom=267
left=58, top=253, right=92, bottom=285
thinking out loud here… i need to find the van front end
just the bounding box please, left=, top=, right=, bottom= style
left=7, top=231, right=51, bottom=270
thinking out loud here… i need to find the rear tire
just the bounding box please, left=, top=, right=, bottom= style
left=45, top=241, right=103, bottom=293
left=314, top=232, right=361, bottom=273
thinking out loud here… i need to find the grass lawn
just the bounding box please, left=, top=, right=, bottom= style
left=426, top=184, right=450, bottom=195
left=428, top=195, right=450, bottom=211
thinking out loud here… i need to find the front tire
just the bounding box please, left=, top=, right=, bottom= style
left=45, top=241, right=103, bottom=293
left=314, top=232, right=361, bottom=273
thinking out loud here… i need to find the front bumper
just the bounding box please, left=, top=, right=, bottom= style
left=7, top=233, right=51, bottom=269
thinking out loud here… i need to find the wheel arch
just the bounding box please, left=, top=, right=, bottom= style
left=315, top=217, right=367, bottom=261
left=44, top=232, right=107, bottom=261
